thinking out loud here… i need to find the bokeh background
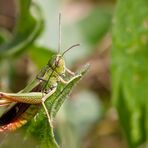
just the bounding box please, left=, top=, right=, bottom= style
left=0, top=0, right=147, bottom=148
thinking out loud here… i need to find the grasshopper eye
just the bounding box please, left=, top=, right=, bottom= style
left=55, top=59, right=59, bottom=67
left=55, top=56, right=62, bottom=67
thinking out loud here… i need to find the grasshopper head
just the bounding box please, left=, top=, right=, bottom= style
left=48, top=44, right=80, bottom=76
left=48, top=54, right=65, bottom=75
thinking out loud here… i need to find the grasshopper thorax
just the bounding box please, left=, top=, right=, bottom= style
left=48, top=54, right=65, bottom=76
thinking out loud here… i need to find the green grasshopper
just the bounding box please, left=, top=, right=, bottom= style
left=0, top=14, right=80, bottom=132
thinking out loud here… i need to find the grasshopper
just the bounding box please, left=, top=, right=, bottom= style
left=0, top=14, right=80, bottom=132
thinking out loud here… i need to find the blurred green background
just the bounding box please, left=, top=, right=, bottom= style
left=0, top=0, right=147, bottom=148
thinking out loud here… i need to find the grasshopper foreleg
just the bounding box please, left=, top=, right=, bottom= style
left=59, top=76, right=69, bottom=84
left=59, top=74, right=80, bottom=85
left=65, top=67, right=75, bottom=76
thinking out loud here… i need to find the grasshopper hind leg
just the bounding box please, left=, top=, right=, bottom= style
left=41, top=87, right=57, bottom=127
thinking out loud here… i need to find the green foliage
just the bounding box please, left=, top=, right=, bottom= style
left=0, top=29, right=7, bottom=44
left=28, top=45, right=55, bottom=68
left=0, top=0, right=89, bottom=147
left=0, top=0, right=43, bottom=58
left=24, top=65, right=88, bottom=148
left=112, top=0, right=148, bottom=147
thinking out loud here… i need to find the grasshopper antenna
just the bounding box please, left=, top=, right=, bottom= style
left=58, top=13, right=61, bottom=54
left=62, top=44, right=80, bottom=56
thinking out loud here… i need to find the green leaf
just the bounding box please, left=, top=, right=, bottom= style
left=25, top=64, right=89, bottom=148
left=112, top=0, right=148, bottom=147
left=50, top=64, right=89, bottom=118
left=0, top=0, right=44, bottom=58
left=0, top=29, right=9, bottom=44
left=28, top=45, right=55, bottom=69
